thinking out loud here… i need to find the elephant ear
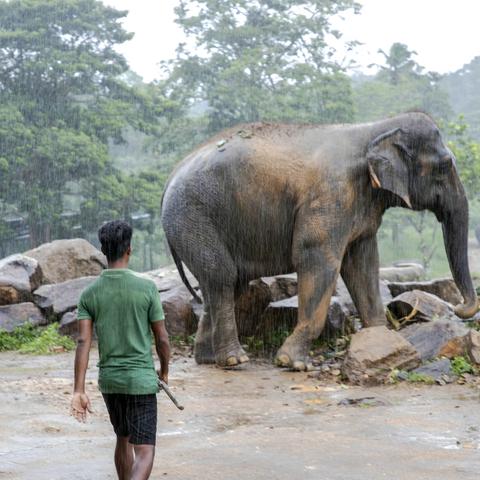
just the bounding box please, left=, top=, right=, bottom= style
left=366, top=127, right=412, bottom=208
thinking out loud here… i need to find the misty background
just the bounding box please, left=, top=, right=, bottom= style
left=1, top=0, right=480, bottom=277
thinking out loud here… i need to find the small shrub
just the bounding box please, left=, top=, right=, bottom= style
left=19, top=323, right=75, bottom=354
left=0, top=323, right=41, bottom=351
left=451, top=356, right=474, bottom=375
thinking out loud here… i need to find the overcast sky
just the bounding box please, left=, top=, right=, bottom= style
left=103, top=0, right=480, bottom=82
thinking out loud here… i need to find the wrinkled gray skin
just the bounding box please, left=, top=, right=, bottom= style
left=161, top=112, right=479, bottom=370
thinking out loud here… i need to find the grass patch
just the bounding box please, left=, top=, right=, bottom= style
left=451, top=356, right=475, bottom=375
left=0, top=323, right=75, bottom=354
left=406, top=372, right=435, bottom=384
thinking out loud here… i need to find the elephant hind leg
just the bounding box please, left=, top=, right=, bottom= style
left=194, top=299, right=215, bottom=364
left=207, top=285, right=249, bottom=367
left=168, top=217, right=248, bottom=368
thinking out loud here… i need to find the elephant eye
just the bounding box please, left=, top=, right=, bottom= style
left=436, top=156, right=452, bottom=175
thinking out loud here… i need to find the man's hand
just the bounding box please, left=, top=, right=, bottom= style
left=157, top=370, right=168, bottom=385
left=71, top=392, right=92, bottom=423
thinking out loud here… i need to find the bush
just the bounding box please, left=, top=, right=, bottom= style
left=0, top=323, right=75, bottom=354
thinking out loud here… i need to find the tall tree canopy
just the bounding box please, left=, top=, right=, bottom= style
left=0, top=0, right=160, bottom=246
left=161, top=0, right=361, bottom=138
left=354, top=43, right=451, bottom=122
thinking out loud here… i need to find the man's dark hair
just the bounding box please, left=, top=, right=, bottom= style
left=98, top=220, right=133, bottom=263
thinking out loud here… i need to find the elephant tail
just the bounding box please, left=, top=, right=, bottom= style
left=168, top=242, right=203, bottom=304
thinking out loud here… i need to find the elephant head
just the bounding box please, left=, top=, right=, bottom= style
left=366, top=112, right=479, bottom=318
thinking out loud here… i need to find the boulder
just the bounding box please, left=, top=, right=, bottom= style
left=334, top=278, right=392, bottom=317
left=465, top=330, right=480, bottom=365
left=34, top=276, right=97, bottom=320
left=260, top=296, right=298, bottom=341
left=260, top=274, right=298, bottom=301
left=235, top=279, right=273, bottom=337
left=343, top=326, right=420, bottom=385
left=411, top=358, right=454, bottom=382
left=0, top=254, right=43, bottom=305
left=59, top=310, right=78, bottom=338
left=387, top=290, right=455, bottom=323
left=161, top=285, right=198, bottom=337
left=259, top=295, right=351, bottom=343
left=379, top=263, right=425, bottom=282
left=24, top=239, right=106, bottom=284
left=387, top=278, right=462, bottom=305
left=334, top=278, right=356, bottom=315
left=0, top=302, right=45, bottom=332
left=138, top=265, right=199, bottom=292
left=400, top=319, right=469, bottom=361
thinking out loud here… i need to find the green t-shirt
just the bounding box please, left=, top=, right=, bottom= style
left=77, top=268, right=165, bottom=395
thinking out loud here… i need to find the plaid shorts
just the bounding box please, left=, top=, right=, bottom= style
left=102, top=393, right=157, bottom=445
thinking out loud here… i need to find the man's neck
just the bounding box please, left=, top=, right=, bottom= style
left=107, top=261, right=129, bottom=270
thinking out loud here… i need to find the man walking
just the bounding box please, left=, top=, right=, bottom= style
left=71, top=220, right=170, bottom=480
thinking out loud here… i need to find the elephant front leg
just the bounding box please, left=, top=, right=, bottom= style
left=340, top=235, right=386, bottom=327
left=276, top=247, right=341, bottom=371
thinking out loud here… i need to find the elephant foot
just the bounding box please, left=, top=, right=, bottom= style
left=194, top=338, right=216, bottom=365
left=215, top=344, right=249, bottom=368
left=275, top=343, right=311, bottom=371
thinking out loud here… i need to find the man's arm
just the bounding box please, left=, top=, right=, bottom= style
left=71, top=318, right=93, bottom=422
left=151, top=321, right=170, bottom=384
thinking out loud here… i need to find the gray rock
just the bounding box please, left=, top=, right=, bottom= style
left=138, top=265, right=199, bottom=292
left=161, top=285, right=198, bottom=337
left=387, top=290, right=455, bottom=323
left=466, top=330, right=480, bottom=365
left=235, top=278, right=272, bottom=337
left=412, top=359, right=453, bottom=382
left=335, top=278, right=392, bottom=317
left=260, top=295, right=351, bottom=342
left=0, top=302, right=45, bottom=332
left=334, top=278, right=356, bottom=315
left=379, top=263, right=425, bottom=282
left=343, top=326, right=420, bottom=385
left=34, top=276, right=97, bottom=320
left=59, top=310, right=78, bottom=338
left=387, top=278, right=462, bottom=305
left=0, top=254, right=43, bottom=305
left=25, top=239, right=106, bottom=284
left=260, top=274, right=298, bottom=301
left=400, top=319, right=469, bottom=361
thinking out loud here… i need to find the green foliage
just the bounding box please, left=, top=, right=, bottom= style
left=0, top=322, right=74, bottom=354
left=161, top=0, right=360, bottom=144
left=445, top=116, right=480, bottom=199
left=405, top=372, right=435, bottom=384
left=441, top=56, right=480, bottom=140
left=354, top=43, right=451, bottom=122
left=451, top=356, right=474, bottom=376
left=0, top=322, right=40, bottom=351
left=0, top=0, right=161, bottom=248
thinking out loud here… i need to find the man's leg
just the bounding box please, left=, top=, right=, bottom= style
left=130, top=445, right=155, bottom=480
left=114, top=435, right=134, bottom=480
left=103, top=394, right=133, bottom=480
left=126, top=394, right=157, bottom=480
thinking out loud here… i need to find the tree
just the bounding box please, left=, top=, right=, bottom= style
left=0, top=0, right=159, bottom=246
left=161, top=0, right=361, bottom=139
left=376, top=43, right=421, bottom=85
left=445, top=116, right=480, bottom=200
left=441, top=56, right=480, bottom=140
left=354, top=43, right=452, bottom=122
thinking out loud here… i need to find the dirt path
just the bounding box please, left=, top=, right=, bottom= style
left=1, top=349, right=480, bottom=480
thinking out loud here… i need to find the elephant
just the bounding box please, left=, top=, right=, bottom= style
left=161, top=112, right=479, bottom=370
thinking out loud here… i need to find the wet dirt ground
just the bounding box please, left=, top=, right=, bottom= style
left=1, top=348, right=480, bottom=480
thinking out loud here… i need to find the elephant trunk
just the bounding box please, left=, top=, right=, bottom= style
left=441, top=193, right=479, bottom=318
